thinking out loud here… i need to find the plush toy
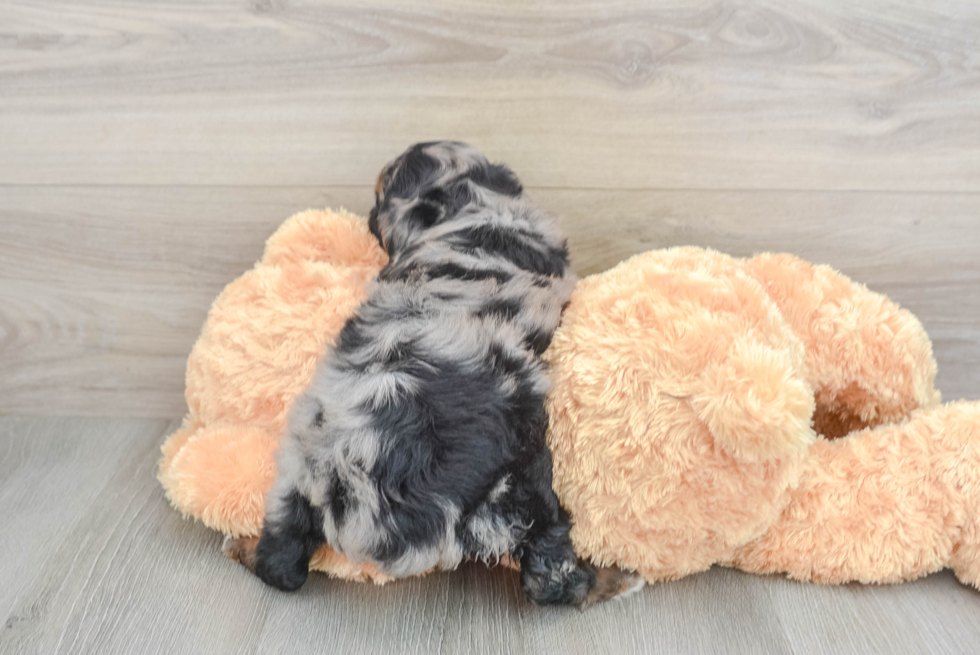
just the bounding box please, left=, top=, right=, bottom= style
left=159, top=208, right=980, bottom=590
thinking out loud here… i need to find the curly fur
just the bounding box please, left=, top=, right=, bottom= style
left=253, top=141, right=594, bottom=605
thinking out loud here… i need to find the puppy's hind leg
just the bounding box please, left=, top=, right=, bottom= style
left=233, top=488, right=325, bottom=592
left=519, top=511, right=596, bottom=607
left=513, top=448, right=643, bottom=609
left=512, top=445, right=595, bottom=606
left=517, top=509, right=644, bottom=609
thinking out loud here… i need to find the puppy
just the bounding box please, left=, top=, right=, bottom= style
left=225, top=141, right=641, bottom=607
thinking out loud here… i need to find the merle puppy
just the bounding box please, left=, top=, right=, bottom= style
left=225, top=141, right=639, bottom=607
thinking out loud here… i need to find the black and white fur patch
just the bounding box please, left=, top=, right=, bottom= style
left=253, top=141, right=594, bottom=605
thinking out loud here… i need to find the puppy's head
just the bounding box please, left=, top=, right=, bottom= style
left=368, top=141, right=523, bottom=253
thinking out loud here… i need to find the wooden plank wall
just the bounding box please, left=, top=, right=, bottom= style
left=2, top=0, right=978, bottom=417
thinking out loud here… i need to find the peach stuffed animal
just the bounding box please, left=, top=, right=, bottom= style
left=159, top=208, right=980, bottom=590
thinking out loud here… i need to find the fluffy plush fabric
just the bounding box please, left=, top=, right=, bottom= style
left=159, top=208, right=980, bottom=589
left=159, top=209, right=391, bottom=582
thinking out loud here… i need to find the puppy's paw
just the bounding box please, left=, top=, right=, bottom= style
left=253, top=532, right=311, bottom=592
left=577, top=566, right=645, bottom=611
left=521, top=557, right=595, bottom=607
left=223, top=534, right=260, bottom=573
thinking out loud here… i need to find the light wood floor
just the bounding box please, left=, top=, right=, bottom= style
left=2, top=0, right=980, bottom=653
left=4, top=416, right=980, bottom=655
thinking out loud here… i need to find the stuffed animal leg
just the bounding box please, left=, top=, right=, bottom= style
left=743, top=253, right=942, bottom=437
left=723, top=254, right=978, bottom=586
left=545, top=245, right=977, bottom=589
left=731, top=401, right=980, bottom=587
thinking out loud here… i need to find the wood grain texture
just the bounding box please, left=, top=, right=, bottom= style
left=2, top=0, right=979, bottom=651
left=1, top=0, right=980, bottom=189
left=1, top=185, right=977, bottom=417
left=2, top=416, right=980, bottom=655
